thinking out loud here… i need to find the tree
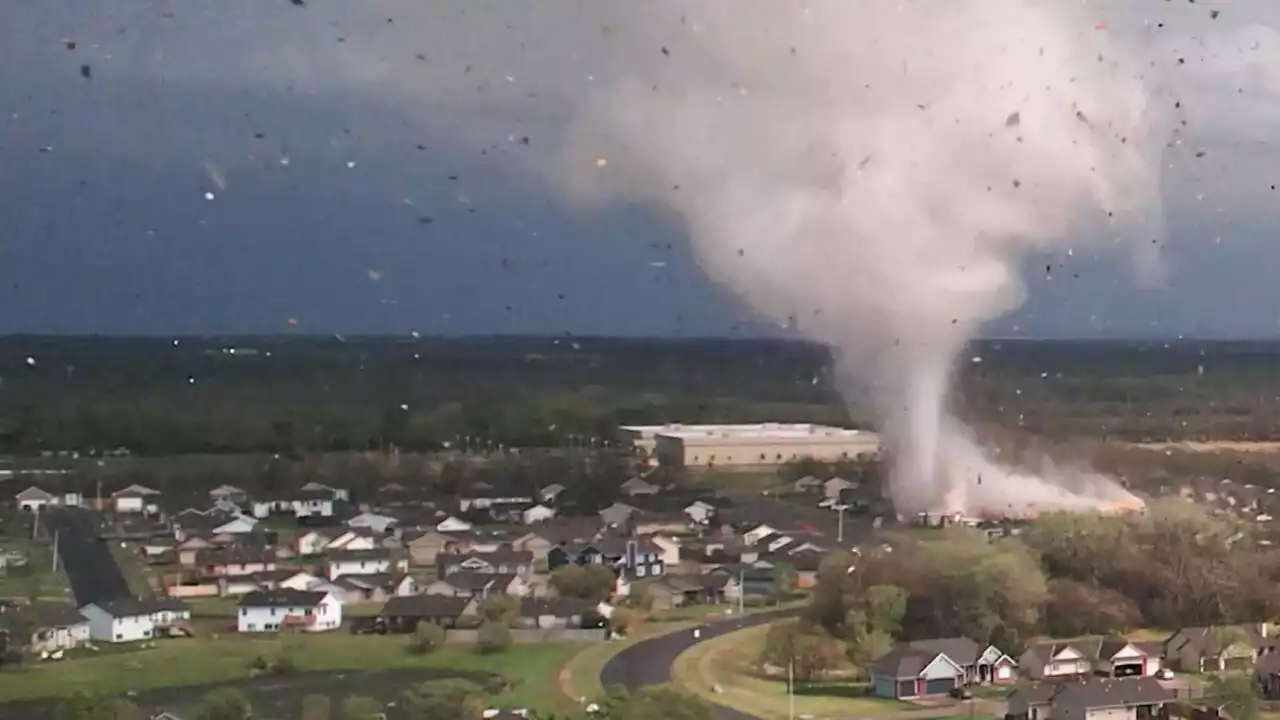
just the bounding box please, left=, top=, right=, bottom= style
left=772, top=562, right=797, bottom=597
left=299, top=693, right=332, bottom=720
left=400, top=678, right=486, bottom=719
left=476, top=620, right=513, bottom=654
left=193, top=688, right=252, bottom=720
left=478, top=594, right=520, bottom=627
left=598, top=685, right=710, bottom=720
left=842, top=610, right=895, bottom=676
left=408, top=621, right=446, bottom=654
left=1044, top=580, right=1141, bottom=637
left=1209, top=674, right=1259, bottom=720
left=551, top=564, right=617, bottom=603
left=758, top=620, right=841, bottom=683
left=610, top=606, right=643, bottom=635
left=861, top=584, right=907, bottom=636
left=339, top=695, right=383, bottom=720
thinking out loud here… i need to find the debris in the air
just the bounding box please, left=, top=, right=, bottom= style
left=346, top=161, right=356, bottom=168
left=595, top=158, right=608, bottom=168
left=661, top=46, right=670, bottom=57
left=290, top=0, right=305, bottom=5
left=25, top=357, right=36, bottom=367
left=80, top=64, right=92, bottom=79
left=1005, top=112, right=1020, bottom=127
left=1210, top=10, right=1220, bottom=19
left=63, top=39, right=76, bottom=50
left=204, top=191, right=216, bottom=201
left=367, top=270, right=383, bottom=281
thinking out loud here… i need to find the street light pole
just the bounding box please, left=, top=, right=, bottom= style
left=835, top=504, right=849, bottom=543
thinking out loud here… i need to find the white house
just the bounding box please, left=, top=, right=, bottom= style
left=208, top=484, right=248, bottom=502
left=276, top=570, right=323, bottom=591
left=237, top=589, right=342, bottom=633
left=294, top=530, right=333, bottom=556
left=299, top=481, right=349, bottom=502
left=521, top=504, right=557, bottom=525
left=345, top=512, right=398, bottom=534
left=324, top=529, right=379, bottom=553
left=112, top=485, right=161, bottom=515
left=325, top=550, right=405, bottom=580
left=683, top=501, right=716, bottom=525
left=435, top=516, right=472, bottom=533
left=539, top=483, right=565, bottom=504
left=210, top=515, right=258, bottom=535
left=80, top=599, right=157, bottom=643
left=15, top=486, right=57, bottom=512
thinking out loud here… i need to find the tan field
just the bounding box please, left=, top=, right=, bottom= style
left=1129, top=441, right=1280, bottom=453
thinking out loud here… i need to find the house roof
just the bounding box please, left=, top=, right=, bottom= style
left=871, top=645, right=959, bottom=679
left=327, top=548, right=394, bottom=563
left=1022, top=642, right=1089, bottom=664
left=1164, top=626, right=1271, bottom=657
left=904, top=637, right=983, bottom=665
left=379, top=595, right=471, bottom=618
left=90, top=597, right=188, bottom=618
left=239, top=589, right=329, bottom=608
left=14, top=486, right=55, bottom=501
left=1054, top=677, right=1173, bottom=710
left=438, top=550, right=533, bottom=567
left=439, top=572, right=516, bottom=591
left=0, top=602, right=85, bottom=630
left=195, top=545, right=276, bottom=565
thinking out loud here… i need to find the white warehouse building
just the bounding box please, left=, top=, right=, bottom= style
left=620, top=423, right=880, bottom=469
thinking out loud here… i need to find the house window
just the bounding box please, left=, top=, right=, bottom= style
left=651, top=564, right=661, bottom=575
left=636, top=565, right=646, bottom=577
left=248, top=624, right=257, bottom=631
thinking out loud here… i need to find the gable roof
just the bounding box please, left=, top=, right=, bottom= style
left=379, top=595, right=471, bottom=618
left=904, top=637, right=983, bottom=665
left=15, top=486, right=56, bottom=502
left=239, top=589, right=328, bottom=608
left=1055, top=677, right=1172, bottom=710
left=871, top=643, right=964, bottom=678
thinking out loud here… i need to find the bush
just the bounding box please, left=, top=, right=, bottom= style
left=475, top=620, right=512, bottom=655
left=248, top=655, right=270, bottom=671
left=271, top=655, right=298, bottom=675
left=408, top=622, right=446, bottom=654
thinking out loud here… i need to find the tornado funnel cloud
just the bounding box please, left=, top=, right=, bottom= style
left=560, top=0, right=1162, bottom=517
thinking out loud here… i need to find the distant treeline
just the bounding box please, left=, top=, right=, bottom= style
left=3, top=335, right=1280, bottom=455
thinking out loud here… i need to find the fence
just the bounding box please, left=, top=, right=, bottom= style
left=444, top=628, right=608, bottom=644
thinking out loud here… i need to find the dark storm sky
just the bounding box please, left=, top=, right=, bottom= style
left=2, top=0, right=1280, bottom=338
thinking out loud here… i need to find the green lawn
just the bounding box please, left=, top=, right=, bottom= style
left=0, top=632, right=585, bottom=712
left=0, top=538, right=72, bottom=602
left=108, top=542, right=155, bottom=597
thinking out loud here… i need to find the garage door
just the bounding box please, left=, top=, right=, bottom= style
left=1225, top=656, right=1253, bottom=672
left=925, top=678, right=955, bottom=696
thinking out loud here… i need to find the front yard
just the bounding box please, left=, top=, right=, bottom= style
left=0, top=631, right=585, bottom=711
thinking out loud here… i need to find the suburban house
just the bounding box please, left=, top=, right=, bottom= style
left=869, top=637, right=1016, bottom=698
left=646, top=574, right=740, bottom=610
left=516, top=597, right=591, bottom=629
left=539, top=483, right=565, bottom=504
left=208, top=484, right=249, bottom=503
left=403, top=530, right=472, bottom=566
left=437, top=550, right=534, bottom=579
left=14, top=486, right=83, bottom=512
left=112, top=485, right=162, bottom=515
left=869, top=643, right=967, bottom=699
left=619, top=477, right=659, bottom=497
left=345, top=512, right=398, bottom=535
left=1091, top=637, right=1161, bottom=678
left=194, top=546, right=277, bottom=578
left=79, top=597, right=188, bottom=643
left=520, top=504, right=557, bottom=525
left=325, top=549, right=407, bottom=580
left=237, top=589, right=342, bottom=633
left=323, top=528, right=381, bottom=553
left=422, top=572, right=527, bottom=599
left=293, top=529, right=334, bottom=556
left=547, top=538, right=665, bottom=579
left=0, top=602, right=90, bottom=653
left=1163, top=625, right=1272, bottom=673
left=1020, top=643, right=1094, bottom=680
left=1007, top=677, right=1173, bottom=720
left=376, top=595, right=477, bottom=633
left=299, top=481, right=349, bottom=502
left=435, top=515, right=473, bottom=533
left=599, top=502, right=638, bottom=527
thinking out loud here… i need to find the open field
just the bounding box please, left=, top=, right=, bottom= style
left=0, top=632, right=583, bottom=711
left=0, top=538, right=72, bottom=602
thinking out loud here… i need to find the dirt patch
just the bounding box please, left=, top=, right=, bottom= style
left=0, top=667, right=497, bottom=720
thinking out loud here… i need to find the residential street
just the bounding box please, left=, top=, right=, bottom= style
left=44, top=510, right=132, bottom=606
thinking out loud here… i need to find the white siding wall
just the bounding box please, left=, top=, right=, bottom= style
left=82, top=606, right=155, bottom=643
left=238, top=596, right=342, bottom=633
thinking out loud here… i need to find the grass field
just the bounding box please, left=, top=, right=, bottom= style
left=1128, top=441, right=1280, bottom=453
left=0, top=631, right=584, bottom=712
left=0, top=538, right=72, bottom=602
left=671, top=623, right=980, bottom=720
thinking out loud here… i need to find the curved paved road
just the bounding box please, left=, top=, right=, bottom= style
left=601, top=608, right=797, bottom=720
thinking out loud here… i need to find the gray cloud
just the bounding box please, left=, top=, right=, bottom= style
left=2, top=0, right=1280, bottom=336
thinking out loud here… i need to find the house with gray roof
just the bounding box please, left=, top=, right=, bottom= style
left=869, top=636, right=1017, bottom=699
left=1008, top=677, right=1173, bottom=720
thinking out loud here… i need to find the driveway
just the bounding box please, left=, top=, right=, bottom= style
left=44, top=509, right=132, bottom=606
left=600, top=607, right=798, bottom=720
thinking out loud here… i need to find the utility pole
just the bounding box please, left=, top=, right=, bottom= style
left=835, top=504, right=849, bottom=543
left=51, top=530, right=59, bottom=573
left=738, top=567, right=745, bottom=614
left=31, top=505, right=39, bottom=540
left=788, top=657, right=796, bottom=720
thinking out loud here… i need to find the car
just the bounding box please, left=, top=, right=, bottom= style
left=1156, top=668, right=1175, bottom=680
left=950, top=687, right=973, bottom=700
